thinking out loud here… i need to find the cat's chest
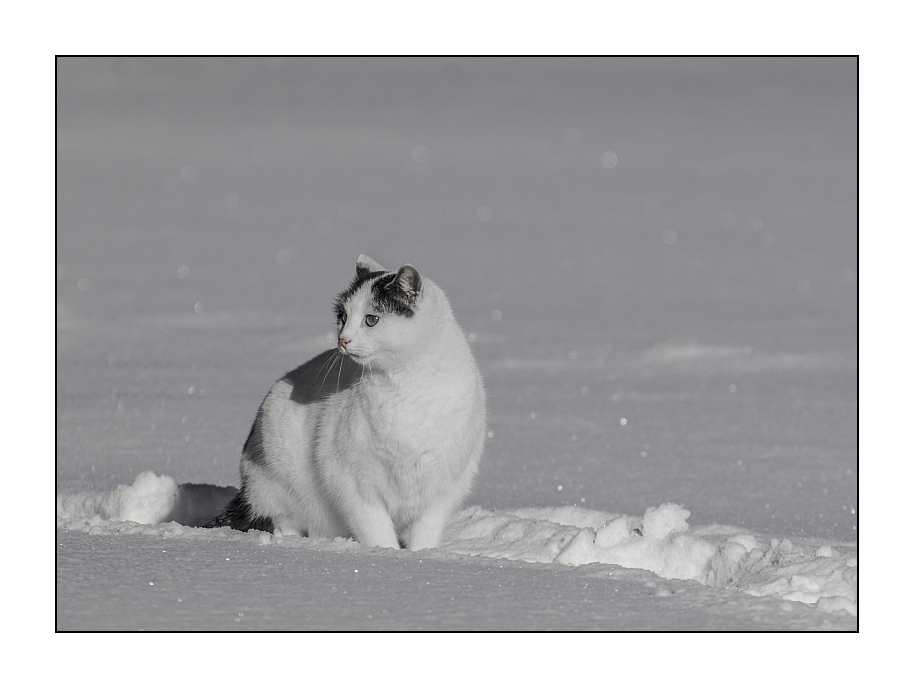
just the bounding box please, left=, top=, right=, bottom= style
left=360, top=377, right=469, bottom=454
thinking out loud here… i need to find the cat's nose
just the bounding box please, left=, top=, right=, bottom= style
left=338, top=337, right=350, bottom=350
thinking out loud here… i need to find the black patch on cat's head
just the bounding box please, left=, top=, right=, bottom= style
left=334, top=267, right=387, bottom=321
left=334, top=264, right=422, bottom=320
left=370, top=265, right=421, bottom=317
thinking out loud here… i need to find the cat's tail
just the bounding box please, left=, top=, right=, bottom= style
left=56, top=472, right=272, bottom=532
left=162, top=483, right=239, bottom=527
left=202, top=487, right=275, bottom=534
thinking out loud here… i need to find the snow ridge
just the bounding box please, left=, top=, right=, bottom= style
left=56, top=472, right=179, bottom=525
left=56, top=472, right=857, bottom=616
left=444, top=504, right=857, bottom=616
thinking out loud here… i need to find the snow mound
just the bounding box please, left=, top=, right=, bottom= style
left=446, top=504, right=857, bottom=616
left=56, top=473, right=857, bottom=616
left=56, top=471, right=178, bottom=525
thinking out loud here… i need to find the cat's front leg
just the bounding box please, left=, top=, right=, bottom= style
left=347, top=503, right=401, bottom=549
left=406, top=506, right=453, bottom=551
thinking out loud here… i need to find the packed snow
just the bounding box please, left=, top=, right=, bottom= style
left=57, top=470, right=857, bottom=616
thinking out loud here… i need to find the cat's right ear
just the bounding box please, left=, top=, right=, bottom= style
left=356, top=254, right=386, bottom=276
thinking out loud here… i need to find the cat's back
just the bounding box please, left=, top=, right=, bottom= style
left=278, top=349, right=362, bottom=405
left=255, top=349, right=362, bottom=441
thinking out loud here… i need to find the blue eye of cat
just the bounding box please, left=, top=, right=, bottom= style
left=365, top=314, right=379, bottom=327
left=339, top=312, right=347, bottom=325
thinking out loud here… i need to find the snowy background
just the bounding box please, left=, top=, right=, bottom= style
left=56, top=56, right=857, bottom=630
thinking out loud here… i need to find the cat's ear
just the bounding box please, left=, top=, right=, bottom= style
left=394, top=264, right=422, bottom=301
left=356, top=254, right=386, bottom=275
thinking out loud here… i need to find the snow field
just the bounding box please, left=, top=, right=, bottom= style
left=57, top=471, right=857, bottom=616
left=55, top=57, right=859, bottom=634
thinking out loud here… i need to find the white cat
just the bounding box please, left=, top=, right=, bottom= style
left=207, top=255, right=486, bottom=550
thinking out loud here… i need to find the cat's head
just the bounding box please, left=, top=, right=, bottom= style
left=334, top=255, right=433, bottom=367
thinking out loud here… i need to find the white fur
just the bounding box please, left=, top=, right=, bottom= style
left=240, top=256, right=486, bottom=550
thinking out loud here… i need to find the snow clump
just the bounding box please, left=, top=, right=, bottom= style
left=56, top=471, right=178, bottom=525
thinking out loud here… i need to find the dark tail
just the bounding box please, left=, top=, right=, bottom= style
left=162, top=483, right=239, bottom=527
left=203, top=487, right=274, bottom=534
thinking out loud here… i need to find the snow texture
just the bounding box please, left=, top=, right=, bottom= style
left=57, top=471, right=857, bottom=616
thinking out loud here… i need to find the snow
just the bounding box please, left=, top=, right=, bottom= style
left=57, top=471, right=858, bottom=617
left=56, top=56, right=858, bottom=632
left=56, top=471, right=178, bottom=525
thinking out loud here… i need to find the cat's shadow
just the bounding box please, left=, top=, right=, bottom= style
left=284, top=349, right=364, bottom=405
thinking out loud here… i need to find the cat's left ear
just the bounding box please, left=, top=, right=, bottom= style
left=395, top=264, right=422, bottom=301
left=356, top=254, right=386, bottom=275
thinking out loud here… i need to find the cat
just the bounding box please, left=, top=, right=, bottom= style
left=206, top=255, right=486, bottom=550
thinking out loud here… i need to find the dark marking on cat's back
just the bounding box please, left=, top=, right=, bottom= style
left=284, top=349, right=363, bottom=405
left=243, top=406, right=266, bottom=465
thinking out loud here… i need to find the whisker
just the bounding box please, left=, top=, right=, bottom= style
left=315, top=348, right=337, bottom=383
left=319, top=351, right=340, bottom=391
left=336, top=351, right=344, bottom=393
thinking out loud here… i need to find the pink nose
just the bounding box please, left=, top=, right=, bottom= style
left=338, top=337, right=350, bottom=349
